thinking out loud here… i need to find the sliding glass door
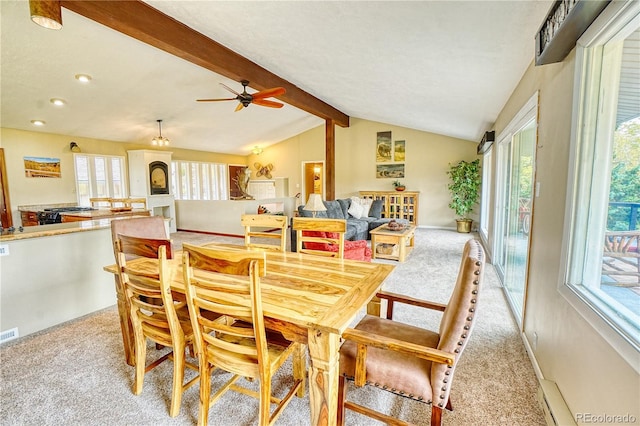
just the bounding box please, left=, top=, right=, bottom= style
left=495, top=96, right=537, bottom=325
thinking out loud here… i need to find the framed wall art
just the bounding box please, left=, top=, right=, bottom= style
left=376, top=163, right=405, bottom=179
left=376, top=131, right=392, bottom=162
left=394, top=140, right=405, bottom=161
left=24, top=156, right=61, bottom=178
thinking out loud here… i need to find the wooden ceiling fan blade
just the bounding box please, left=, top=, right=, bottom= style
left=197, top=97, right=237, bottom=102
left=219, top=82, right=240, bottom=96
left=252, top=99, right=284, bottom=108
left=252, top=87, right=286, bottom=99
left=234, top=102, right=245, bottom=112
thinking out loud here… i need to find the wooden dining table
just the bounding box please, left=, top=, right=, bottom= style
left=104, top=242, right=395, bottom=426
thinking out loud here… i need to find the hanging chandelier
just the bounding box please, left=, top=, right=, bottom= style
left=151, top=119, right=169, bottom=146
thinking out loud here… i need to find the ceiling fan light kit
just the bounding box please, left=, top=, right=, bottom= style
left=151, top=119, right=170, bottom=146
left=29, top=0, right=62, bottom=30
left=197, top=80, right=286, bottom=111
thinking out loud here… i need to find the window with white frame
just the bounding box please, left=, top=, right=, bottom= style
left=563, top=2, right=640, bottom=359
left=480, top=148, right=493, bottom=242
left=171, top=160, right=228, bottom=201
left=73, top=153, right=127, bottom=206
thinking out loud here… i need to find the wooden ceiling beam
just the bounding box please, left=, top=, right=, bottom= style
left=60, top=0, right=349, bottom=127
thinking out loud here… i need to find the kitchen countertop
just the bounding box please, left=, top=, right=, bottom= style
left=0, top=216, right=150, bottom=242
left=60, top=208, right=149, bottom=218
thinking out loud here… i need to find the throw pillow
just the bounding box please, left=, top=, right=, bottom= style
left=360, top=198, right=373, bottom=217
left=350, top=196, right=373, bottom=218
left=348, top=201, right=364, bottom=219
left=369, top=200, right=383, bottom=219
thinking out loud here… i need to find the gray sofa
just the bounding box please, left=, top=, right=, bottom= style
left=290, top=198, right=402, bottom=251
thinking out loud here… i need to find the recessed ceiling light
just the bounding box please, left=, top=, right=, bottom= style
left=31, top=120, right=46, bottom=126
left=50, top=98, right=66, bottom=106
left=74, top=74, right=92, bottom=83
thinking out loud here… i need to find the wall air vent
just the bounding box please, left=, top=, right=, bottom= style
left=537, top=379, right=576, bottom=426
left=0, top=327, right=19, bottom=344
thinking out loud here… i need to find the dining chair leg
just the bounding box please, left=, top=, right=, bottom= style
left=431, top=405, right=443, bottom=426
left=198, top=360, right=212, bottom=426
left=337, top=375, right=347, bottom=426
left=133, top=332, right=147, bottom=395
left=169, top=347, right=185, bottom=417
left=259, top=376, right=272, bottom=426
left=293, top=344, right=307, bottom=398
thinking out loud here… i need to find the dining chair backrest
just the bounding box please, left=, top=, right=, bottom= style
left=125, top=197, right=148, bottom=210
left=241, top=214, right=288, bottom=252
left=116, top=234, right=173, bottom=260
left=292, top=217, right=346, bottom=258
left=182, top=243, right=267, bottom=374
left=110, top=216, right=169, bottom=260
left=182, top=243, right=303, bottom=425
left=90, top=197, right=112, bottom=208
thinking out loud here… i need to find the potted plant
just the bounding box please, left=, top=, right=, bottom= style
left=392, top=180, right=406, bottom=191
left=447, top=159, right=481, bottom=233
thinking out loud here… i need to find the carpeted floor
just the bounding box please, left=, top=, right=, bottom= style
left=0, top=228, right=546, bottom=425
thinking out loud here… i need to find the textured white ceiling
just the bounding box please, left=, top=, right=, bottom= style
left=1, top=0, right=554, bottom=154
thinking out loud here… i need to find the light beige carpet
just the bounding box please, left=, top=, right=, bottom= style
left=0, top=228, right=545, bottom=425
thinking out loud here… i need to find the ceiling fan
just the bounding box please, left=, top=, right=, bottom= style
left=197, top=80, right=286, bottom=112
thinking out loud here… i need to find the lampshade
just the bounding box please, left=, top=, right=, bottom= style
left=29, top=0, right=62, bottom=30
left=151, top=119, right=169, bottom=146
left=304, top=194, right=326, bottom=217
left=252, top=146, right=263, bottom=155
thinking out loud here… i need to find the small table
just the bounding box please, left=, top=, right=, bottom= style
left=370, top=223, right=416, bottom=262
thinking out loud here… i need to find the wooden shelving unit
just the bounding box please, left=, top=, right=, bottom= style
left=359, top=191, right=419, bottom=225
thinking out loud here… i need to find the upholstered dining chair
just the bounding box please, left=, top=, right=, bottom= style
left=182, top=243, right=306, bottom=426
left=114, top=235, right=199, bottom=418
left=337, top=238, right=485, bottom=426
left=241, top=214, right=288, bottom=252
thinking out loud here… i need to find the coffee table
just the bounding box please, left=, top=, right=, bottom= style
left=370, top=223, right=416, bottom=262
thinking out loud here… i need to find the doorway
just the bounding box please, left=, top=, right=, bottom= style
left=494, top=94, right=537, bottom=326
left=0, top=148, right=13, bottom=228
left=302, top=161, right=325, bottom=204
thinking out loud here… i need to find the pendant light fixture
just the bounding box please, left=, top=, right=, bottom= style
left=29, top=0, right=63, bottom=30
left=151, top=119, right=169, bottom=146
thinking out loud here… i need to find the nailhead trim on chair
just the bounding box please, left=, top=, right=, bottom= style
left=436, top=250, right=483, bottom=410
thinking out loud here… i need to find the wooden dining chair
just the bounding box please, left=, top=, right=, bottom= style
left=337, top=239, right=485, bottom=426
left=114, top=235, right=199, bottom=418
left=601, top=230, right=640, bottom=284
left=241, top=214, right=288, bottom=252
left=110, top=216, right=172, bottom=366
left=90, top=197, right=112, bottom=208
left=125, top=197, right=148, bottom=210
left=292, top=217, right=346, bottom=258
left=181, top=243, right=306, bottom=426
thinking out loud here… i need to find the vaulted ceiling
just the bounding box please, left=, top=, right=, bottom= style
left=1, top=0, right=555, bottom=155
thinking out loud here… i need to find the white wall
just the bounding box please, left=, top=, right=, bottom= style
left=175, top=197, right=296, bottom=235
left=0, top=227, right=116, bottom=337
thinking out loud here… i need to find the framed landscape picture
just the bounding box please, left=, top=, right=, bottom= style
left=24, top=156, right=61, bottom=178
left=394, top=140, right=405, bottom=161
left=376, top=131, right=392, bottom=162
left=376, top=163, right=405, bottom=179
